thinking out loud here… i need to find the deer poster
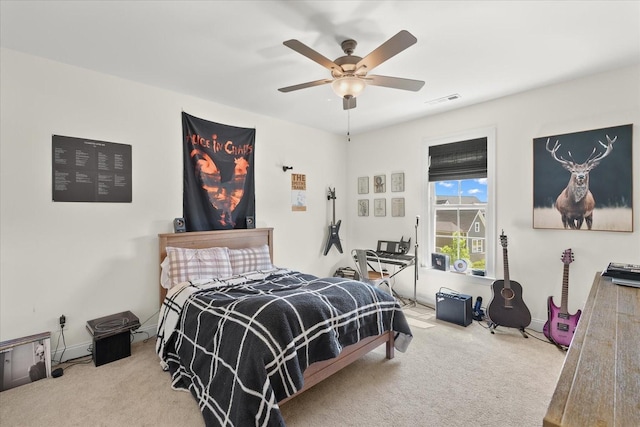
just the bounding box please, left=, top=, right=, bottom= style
left=533, top=124, right=633, bottom=232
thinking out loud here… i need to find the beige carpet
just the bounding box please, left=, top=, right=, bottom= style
left=0, top=306, right=565, bottom=426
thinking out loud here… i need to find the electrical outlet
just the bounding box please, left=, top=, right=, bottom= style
left=59, top=314, right=66, bottom=328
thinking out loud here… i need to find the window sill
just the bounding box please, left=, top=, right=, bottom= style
left=422, top=266, right=495, bottom=283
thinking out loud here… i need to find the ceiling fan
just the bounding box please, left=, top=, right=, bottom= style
left=278, top=30, right=425, bottom=110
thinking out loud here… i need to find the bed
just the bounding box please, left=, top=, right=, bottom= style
left=156, top=228, right=412, bottom=426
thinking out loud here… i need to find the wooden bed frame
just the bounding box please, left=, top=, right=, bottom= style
left=158, top=227, right=395, bottom=403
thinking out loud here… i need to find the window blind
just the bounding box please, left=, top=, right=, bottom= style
left=428, top=137, right=487, bottom=181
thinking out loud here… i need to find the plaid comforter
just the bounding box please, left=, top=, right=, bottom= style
left=156, top=269, right=412, bottom=427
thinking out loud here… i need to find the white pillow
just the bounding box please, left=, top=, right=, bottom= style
left=160, top=256, right=172, bottom=289
left=161, top=246, right=233, bottom=289
left=228, top=245, right=273, bottom=275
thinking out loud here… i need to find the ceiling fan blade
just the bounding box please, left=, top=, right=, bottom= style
left=355, top=30, right=417, bottom=72
left=278, top=79, right=332, bottom=93
left=283, top=39, right=341, bottom=71
left=366, top=75, right=425, bottom=91
left=343, top=96, right=357, bottom=110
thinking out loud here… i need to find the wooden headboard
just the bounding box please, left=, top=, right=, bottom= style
left=158, top=228, right=274, bottom=305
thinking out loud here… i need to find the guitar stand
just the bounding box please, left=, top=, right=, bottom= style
left=551, top=341, right=568, bottom=352
left=488, top=322, right=529, bottom=338
left=547, top=336, right=568, bottom=352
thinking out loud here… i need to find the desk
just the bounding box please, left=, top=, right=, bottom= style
left=543, top=273, right=640, bottom=427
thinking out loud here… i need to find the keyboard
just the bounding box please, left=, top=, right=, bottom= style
left=371, top=251, right=415, bottom=266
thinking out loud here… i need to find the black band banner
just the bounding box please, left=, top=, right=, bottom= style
left=182, top=112, right=255, bottom=231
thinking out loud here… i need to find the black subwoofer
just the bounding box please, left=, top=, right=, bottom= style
left=86, top=311, right=139, bottom=366
left=93, top=331, right=131, bottom=367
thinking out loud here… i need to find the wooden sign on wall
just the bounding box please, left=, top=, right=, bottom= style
left=291, top=173, right=306, bottom=211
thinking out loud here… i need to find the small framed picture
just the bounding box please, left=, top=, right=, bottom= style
left=357, top=177, right=369, bottom=194
left=374, top=198, right=386, bottom=217
left=0, top=332, right=52, bottom=392
left=391, top=198, right=405, bottom=217
left=391, top=172, right=405, bottom=192
left=358, top=199, right=369, bottom=216
left=373, top=175, right=386, bottom=193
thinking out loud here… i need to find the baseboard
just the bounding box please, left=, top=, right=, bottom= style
left=51, top=323, right=157, bottom=364
left=401, top=294, right=546, bottom=333
left=51, top=316, right=545, bottom=363
left=528, top=318, right=545, bottom=333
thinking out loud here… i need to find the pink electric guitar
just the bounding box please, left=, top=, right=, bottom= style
left=543, top=249, right=581, bottom=348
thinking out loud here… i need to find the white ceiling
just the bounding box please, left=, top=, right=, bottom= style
left=1, top=1, right=639, bottom=136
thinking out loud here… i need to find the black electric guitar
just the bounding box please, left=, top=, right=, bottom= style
left=543, top=249, right=581, bottom=348
left=323, top=187, right=343, bottom=255
left=487, top=231, right=531, bottom=332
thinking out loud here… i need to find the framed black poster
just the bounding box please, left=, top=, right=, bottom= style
left=52, top=135, right=132, bottom=202
left=533, top=124, right=632, bottom=231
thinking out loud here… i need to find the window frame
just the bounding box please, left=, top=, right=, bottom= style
left=472, top=238, right=484, bottom=254
left=421, top=126, right=496, bottom=278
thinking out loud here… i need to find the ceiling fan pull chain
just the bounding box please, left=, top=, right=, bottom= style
left=347, top=110, right=351, bottom=142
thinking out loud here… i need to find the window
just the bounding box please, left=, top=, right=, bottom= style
left=472, top=238, right=484, bottom=254
left=422, top=128, right=496, bottom=277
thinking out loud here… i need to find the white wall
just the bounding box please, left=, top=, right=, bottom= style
left=346, top=64, right=640, bottom=330
left=0, top=48, right=347, bottom=358
left=2, top=48, right=638, bottom=357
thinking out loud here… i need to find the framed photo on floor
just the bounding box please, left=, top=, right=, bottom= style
left=0, top=332, right=51, bottom=392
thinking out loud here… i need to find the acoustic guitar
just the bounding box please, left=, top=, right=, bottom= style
left=543, top=249, right=581, bottom=348
left=487, top=231, right=531, bottom=332
left=323, top=187, right=343, bottom=255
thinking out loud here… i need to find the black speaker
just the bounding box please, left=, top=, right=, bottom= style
left=93, top=330, right=131, bottom=367
left=246, top=216, right=255, bottom=229
left=86, top=311, right=140, bottom=367
left=173, top=217, right=186, bottom=233
left=436, top=292, right=472, bottom=326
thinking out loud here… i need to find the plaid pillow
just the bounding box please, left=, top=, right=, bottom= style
left=229, top=245, right=273, bottom=275
left=165, top=246, right=232, bottom=286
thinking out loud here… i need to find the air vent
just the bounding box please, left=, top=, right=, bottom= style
left=426, top=93, right=461, bottom=105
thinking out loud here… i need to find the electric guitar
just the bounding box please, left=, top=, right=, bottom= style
left=543, top=249, right=581, bottom=348
left=323, top=187, right=343, bottom=255
left=486, top=231, right=531, bottom=331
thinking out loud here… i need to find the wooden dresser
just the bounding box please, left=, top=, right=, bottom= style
left=544, top=273, right=640, bottom=427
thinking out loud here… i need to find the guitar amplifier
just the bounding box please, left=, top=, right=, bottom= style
left=436, top=292, right=473, bottom=327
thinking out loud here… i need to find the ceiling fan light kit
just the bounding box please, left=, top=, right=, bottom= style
left=331, top=76, right=366, bottom=98
left=279, top=30, right=425, bottom=110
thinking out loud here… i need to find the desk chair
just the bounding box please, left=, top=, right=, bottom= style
left=351, top=249, right=393, bottom=296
